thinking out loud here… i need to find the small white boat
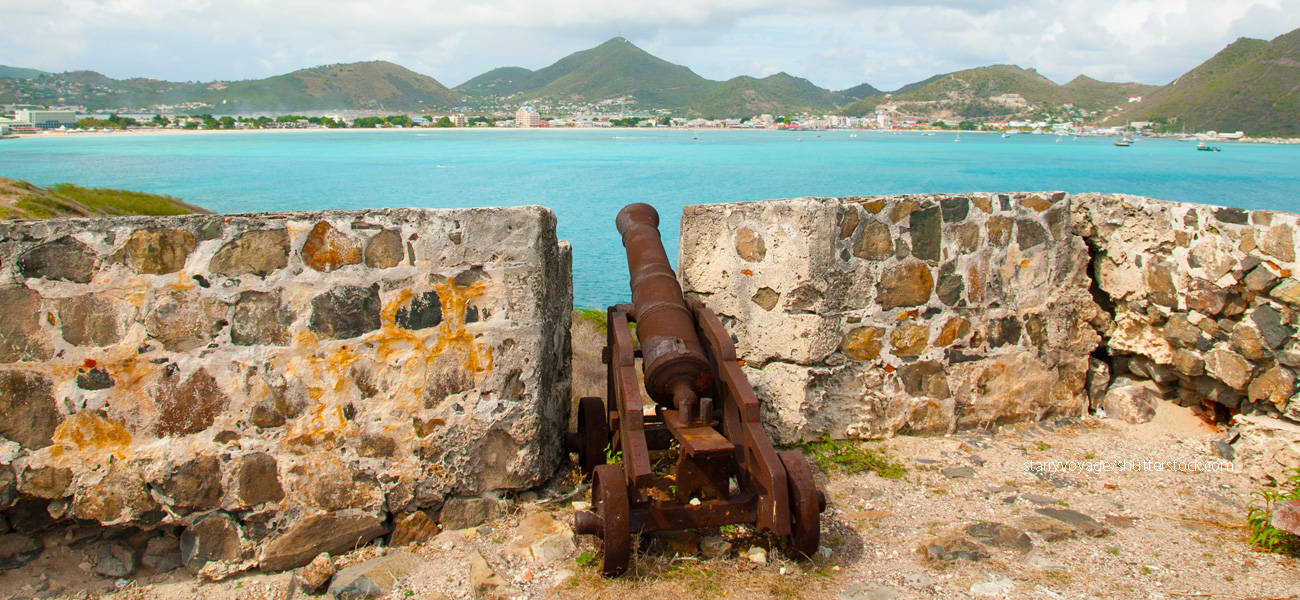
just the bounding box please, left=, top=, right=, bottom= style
left=1114, top=137, right=1133, bottom=147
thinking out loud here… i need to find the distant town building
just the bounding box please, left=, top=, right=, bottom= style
left=452, top=114, right=468, bottom=127
left=14, top=109, right=77, bottom=129
left=515, top=106, right=540, bottom=128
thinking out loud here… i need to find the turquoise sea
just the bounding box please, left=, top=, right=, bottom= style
left=2, top=129, right=1298, bottom=307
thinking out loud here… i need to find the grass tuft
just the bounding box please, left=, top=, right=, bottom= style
left=799, top=435, right=906, bottom=479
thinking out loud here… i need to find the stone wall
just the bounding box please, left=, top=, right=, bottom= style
left=1072, top=194, right=1300, bottom=425
left=679, top=192, right=1299, bottom=449
left=0, top=207, right=571, bottom=575
left=678, top=194, right=1103, bottom=444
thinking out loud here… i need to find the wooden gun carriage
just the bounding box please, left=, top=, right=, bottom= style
left=569, top=203, right=824, bottom=576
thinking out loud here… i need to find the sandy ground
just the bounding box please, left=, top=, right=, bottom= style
left=2, top=320, right=1297, bottom=600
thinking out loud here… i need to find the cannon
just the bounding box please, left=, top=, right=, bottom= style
left=569, top=203, right=824, bottom=576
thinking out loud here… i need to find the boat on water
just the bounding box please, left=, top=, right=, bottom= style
left=954, top=134, right=961, bottom=142
left=1197, top=142, right=1222, bottom=152
left=1114, top=137, right=1133, bottom=147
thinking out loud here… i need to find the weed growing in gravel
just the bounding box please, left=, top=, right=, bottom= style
left=799, top=435, right=906, bottom=479
left=575, top=308, right=608, bottom=333
left=1246, top=465, right=1300, bottom=555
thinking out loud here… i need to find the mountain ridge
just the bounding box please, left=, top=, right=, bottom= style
left=2, top=30, right=1295, bottom=134
left=1107, top=30, right=1300, bottom=136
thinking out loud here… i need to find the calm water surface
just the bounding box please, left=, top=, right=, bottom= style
left=2, top=129, right=1298, bottom=307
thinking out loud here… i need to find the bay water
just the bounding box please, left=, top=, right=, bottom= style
left=2, top=129, right=1298, bottom=307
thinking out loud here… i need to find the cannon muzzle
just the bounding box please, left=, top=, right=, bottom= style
left=616, top=203, right=710, bottom=418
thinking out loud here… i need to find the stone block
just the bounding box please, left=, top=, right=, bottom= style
left=1231, top=414, right=1300, bottom=483
left=18, top=236, right=97, bottom=283
left=0, top=206, right=570, bottom=573
left=1101, top=378, right=1159, bottom=424
left=0, top=286, right=52, bottom=362
left=259, top=512, right=387, bottom=572
left=113, top=229, right=196, bottom=274
left=209, top=228, right=289, bottom=276
left=0, top=371, right=60, bottom=450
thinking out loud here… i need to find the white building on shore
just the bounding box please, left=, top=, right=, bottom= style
left=515, top=106, right=541, bottom=128
left=14, top=109, right=77, bottom=129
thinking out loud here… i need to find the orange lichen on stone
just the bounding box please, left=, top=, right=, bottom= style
left=302, top=221, right=363, bottom=272
left=47, top=412, right=132, bottom=463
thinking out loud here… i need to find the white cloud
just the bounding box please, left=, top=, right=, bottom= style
left=0, top=0, right=1296, bottom=91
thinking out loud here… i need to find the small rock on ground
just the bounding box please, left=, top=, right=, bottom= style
left=94, top=543, right=136, bottom=578
left=327, top=550, right=423, bottom=600
left=296, top=552, right=336, bottom=594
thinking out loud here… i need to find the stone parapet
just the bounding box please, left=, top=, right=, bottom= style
left=0, top=207, right=571, bottom=574
left=1072, top=194, right=1300, bottom=422
left=680, top=192, right=1300, bottom=452
left=679, top=193, right=1102, bottom=443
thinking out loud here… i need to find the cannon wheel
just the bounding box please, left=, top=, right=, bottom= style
left=592, top=464, right=631, bottom=576
left=576, top=397, right=609, bottom=478
left=779, top=450, right=821, bottom=557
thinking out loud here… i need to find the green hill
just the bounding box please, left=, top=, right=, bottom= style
left=457, top=37, right=848, bottom=116
left=455, top=67, right=536, bottom=96
left=694, top=73, right=843, bottom=117
left=1060, top=75, right=1158, bottom=111
left=0, top=61, right=460, bottom=111
left=842, top=64, right=1156, bottom=120
left=838, top=82, right=884, bottom=102
left=523, top=37, right=715, bottom=110
left=0, top=178, right=210, bottom=220
left=1110, top=29, right=1300, bottom=136
left=200, top=61, right=460, bottom=111
left=0, top=65, right=49, bottom=79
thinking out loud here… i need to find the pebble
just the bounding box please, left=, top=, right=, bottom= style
left=970, top=577, right=1014, bottom=597
left=1022, top=494, right=1059, bottom=506
left=745, top=546, right=767, bottom=564
left=942, top=466, right=978, bottom=479
left=700, top=535, right=732, bottom=559
left=839, top=582, right=898, bottom=600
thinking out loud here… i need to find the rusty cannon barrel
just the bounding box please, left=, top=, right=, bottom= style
left=615, top=203, right=710, bottom=421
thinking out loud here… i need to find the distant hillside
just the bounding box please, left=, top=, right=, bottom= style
left=1061, top=76, right=1159, bottom=110
left=455, top=67, right=536, bottom=96
left=1110, top=29, right=1300, bottom=136
left=841, top=64, right=1157, bottom=120
left=0, top=178, right=210, bottom=220
left=838, top=82, right=884, bottom=102
left=521, top=37, right=715, bottom=110
left=457, top=37, right=849, bottom=116
left=695, top=73, right=842, bottom=117
left=0, top=65, right=49, bottom=79
left=0, top=61, right=460, bottom=111
left=201, top=61, right=460, bottom=111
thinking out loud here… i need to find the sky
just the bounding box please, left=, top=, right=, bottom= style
left=2, top=0, right=1298, bottom=91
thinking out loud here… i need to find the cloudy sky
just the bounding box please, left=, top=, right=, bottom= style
left=2, top=0, right=1297, bottom=91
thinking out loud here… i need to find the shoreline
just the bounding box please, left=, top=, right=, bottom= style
left=9, top=126, right=1297, bottom=144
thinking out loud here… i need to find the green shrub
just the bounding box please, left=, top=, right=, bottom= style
left=1246, top=466, right=1300, bottom=555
